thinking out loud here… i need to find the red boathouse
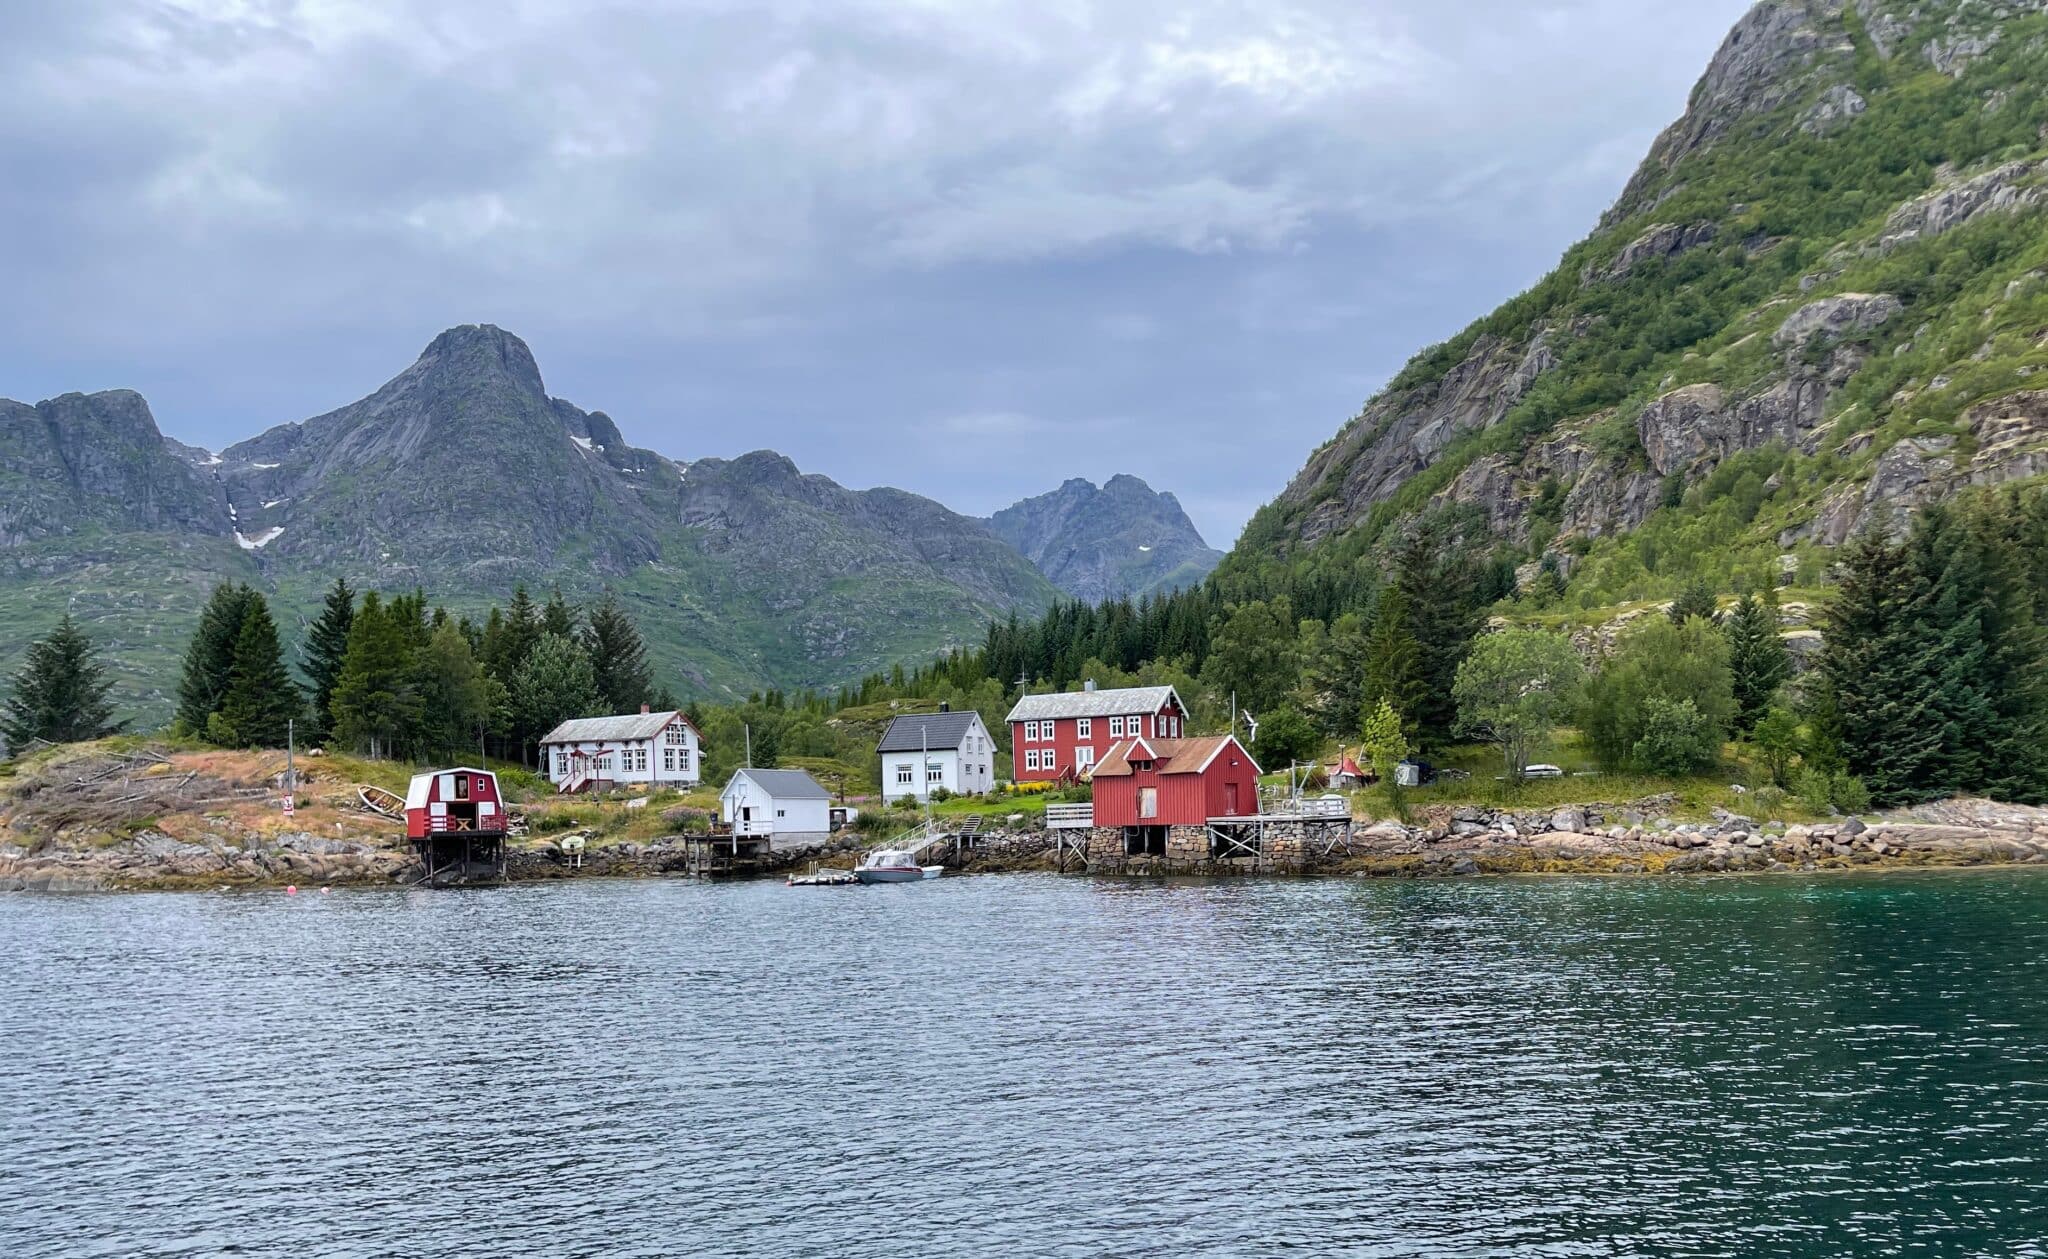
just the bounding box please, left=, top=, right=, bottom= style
left=1004, top=683, right=1190, bottom=782
left=1088, top=733, right=1260, bottom=839
left=403, top=767, right=508, bottom=884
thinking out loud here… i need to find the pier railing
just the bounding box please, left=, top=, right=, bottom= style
left=1044, top=803, right=1095, bottom=830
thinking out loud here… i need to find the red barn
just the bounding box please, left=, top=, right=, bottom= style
left=403, top=767, right=507, bottom=840
left=1088, top=734, right=1261, bottom=828
left=1005, top=684, right=1189, bottom=782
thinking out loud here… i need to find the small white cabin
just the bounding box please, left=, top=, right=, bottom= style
left=539, top=707, right=702, bottom=793
left=876, top=707, right=996, bottom=803
left=719, top=768, right=832, bottom=851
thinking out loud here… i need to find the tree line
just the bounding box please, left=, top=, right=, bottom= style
left=163, top=579, right=665, bottom=763
left=7, top=488, right=2048, bottom=816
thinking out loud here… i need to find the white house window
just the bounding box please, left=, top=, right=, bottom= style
left=1109, top=717, right=1124, bottom=737
left=666, top=727, right=686, bottom=746
left=896, top=764, right=914, bottom=785
left=926, top=761, right=943, bottom=783
left=1025, top=749, right=1039, bottom=772
left=1076, top=718, right=1091, bottom=739
left=554, top=752, right=567, bottom=775
left=776, top=808, right=786, bottom=818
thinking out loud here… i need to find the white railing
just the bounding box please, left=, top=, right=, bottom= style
left=1272, top=794, right=1351, bottom=819
left=1044, top=803, right=1095, bottom=830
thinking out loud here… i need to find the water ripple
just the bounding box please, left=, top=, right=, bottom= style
left=5, top=872, right=2048, bottom=1257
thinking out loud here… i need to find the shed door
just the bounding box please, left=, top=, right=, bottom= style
left=1225, top=782, right=1240, bottom=816
left=1139, top=787, right=1157, bottom=820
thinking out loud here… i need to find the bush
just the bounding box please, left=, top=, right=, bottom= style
left=1793, top=766, right=1836, bottom=815
left=1832, top=773, right=1872, bottom=815
left=1630, top=697, right=1720, bottom=775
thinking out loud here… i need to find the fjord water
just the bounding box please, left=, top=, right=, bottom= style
left=5, top=874, right=2047, bottom=1258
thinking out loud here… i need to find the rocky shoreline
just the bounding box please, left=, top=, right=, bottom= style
left=7, top=798, right=2048, bottom=892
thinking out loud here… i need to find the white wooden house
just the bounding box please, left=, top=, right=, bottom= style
left=876, top=707, right=996, bottom=802
left=539, top=706, right=702, bottom=793
left=719, top=768, right=832, bottom=850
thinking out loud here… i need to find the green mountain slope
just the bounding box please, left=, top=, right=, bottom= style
left=986, top=475, right=1223, bottom=603
left=1235, top=0, right=2048, bottom=611
left=0, top=326, right=1060, bottom=723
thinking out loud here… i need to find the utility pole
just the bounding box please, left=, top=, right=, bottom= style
left=744, top=723, right=752, bottom=769
left=284, top=718, right=296, bottom=816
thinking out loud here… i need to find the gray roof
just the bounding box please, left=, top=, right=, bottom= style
left=876, top=711, right=984, bottom=753
left=1004, top=685, right=1182, bottom=723
left=539, top=710, right=690, bottom=745
left=726, top=767, right=831, bottom=800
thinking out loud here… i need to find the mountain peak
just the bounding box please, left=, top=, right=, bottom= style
left=416, top=324, right=545, bottom=397
left=988, top=474, right=1221, bottom=603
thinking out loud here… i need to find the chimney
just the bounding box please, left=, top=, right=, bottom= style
left=1084, top=678, right=1097, bottom=692
left=939, top=701, right=951, bottom=712
left=640, top=703, right=650, bottom=714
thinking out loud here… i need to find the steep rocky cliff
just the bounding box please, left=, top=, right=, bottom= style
left=1245, top=0, right=2048, bottom=606
left=0, top=390, right=227, bottom=547
left=987, top=475, right=1222, bottom=603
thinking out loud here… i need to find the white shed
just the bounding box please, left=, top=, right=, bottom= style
left=719, top=768, right=832, bottom=851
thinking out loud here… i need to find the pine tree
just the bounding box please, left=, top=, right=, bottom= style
left=218, top=598, right=302, bottom=748
left=1, top=615, right=120, bottom=749
left=512, top=632, right=599, bottom=752
left=1393, top=525, right=1482, bottom=746
left=1300, top=612, right=1372, bottom=738
left=301, top=577, right=354, bottom=738
left=1362, top=587, right=1428, bottom=745
left=175, top=583, right=258, bottom=735
left=1726, top=589, right=1789, bottom=732
left=330, top=593, right=421, bottom=759
left=488, top=585, right=543, bottom=685
left=414, top=621, right=491, bottom=760
left=1815, top=531, right=1942, bottom=807
left=541, top=589, right=578, bottom=639
left=1668, top=576, right=1720, bottom=626
left=583, top=592, right=653, bottom=714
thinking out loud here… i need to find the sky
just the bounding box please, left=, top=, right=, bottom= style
left=0, top=0, right=1754, bottom=547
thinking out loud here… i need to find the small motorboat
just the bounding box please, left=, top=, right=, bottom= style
left=854, top=848, right=944, bottom=884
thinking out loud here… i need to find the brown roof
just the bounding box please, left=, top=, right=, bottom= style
left=1090, top=735, right=1248, bottom=777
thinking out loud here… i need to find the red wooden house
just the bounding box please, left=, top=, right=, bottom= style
left=1004, top=683, right=1189, bottom=782
left=404, top=767, right=507, bottom=840
left=1088, top=734, right=1261, bottom=835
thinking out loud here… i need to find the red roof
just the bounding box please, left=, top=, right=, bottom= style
left=1090, top=735, right=1260, bottom=778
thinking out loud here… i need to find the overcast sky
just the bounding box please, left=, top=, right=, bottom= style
left=0, top=0, right=1752, bottom=546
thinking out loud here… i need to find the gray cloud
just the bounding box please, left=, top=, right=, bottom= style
left=0, top=0, right=1752, bottom=545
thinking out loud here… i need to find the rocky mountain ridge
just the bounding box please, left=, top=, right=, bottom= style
left=985, top=475, right=1222, bottom=603
left=1244, top=0, right=2048, bottom=606
left=0, top=324, right=1216, bottom=718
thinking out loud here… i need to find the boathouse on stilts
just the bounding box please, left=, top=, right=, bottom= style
left=1047, top=734, right=1352, bottom=873
left=404, top=767, right=508, bottom=885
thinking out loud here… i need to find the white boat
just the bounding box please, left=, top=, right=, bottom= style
left=854, top=848, right=944, bottom=884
